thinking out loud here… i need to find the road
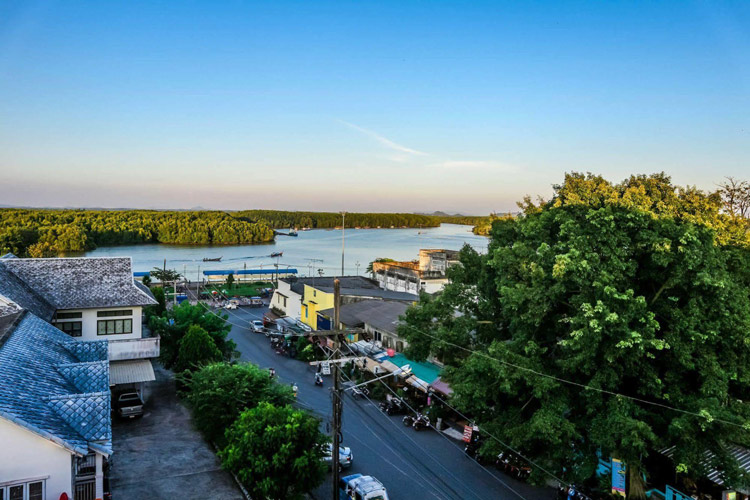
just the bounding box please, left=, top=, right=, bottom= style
left=222, top=305, right=553, bottom=500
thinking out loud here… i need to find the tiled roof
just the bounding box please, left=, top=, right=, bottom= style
left=0, top=257, right=157, bottom=311
left=0, top=262, right=56, bottom=321
left=0, top=312, right=112, bottom=455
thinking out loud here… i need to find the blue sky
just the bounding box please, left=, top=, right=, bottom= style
left=1, top=1, right=748, bottom=214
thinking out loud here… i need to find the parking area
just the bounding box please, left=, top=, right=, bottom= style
left=109, top=363, right=244, bottom=500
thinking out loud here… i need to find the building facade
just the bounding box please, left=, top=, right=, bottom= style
left=372, top=249, right=460, bottom=294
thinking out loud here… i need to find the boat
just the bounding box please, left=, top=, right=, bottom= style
left=270, top=251, right=283, bottom=258
left=203, top=256, right=222, bottom=262
left=288, top=228, right=298, bottom=237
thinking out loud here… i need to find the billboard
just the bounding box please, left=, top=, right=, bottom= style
left=611, top=458, right=626, bottom=497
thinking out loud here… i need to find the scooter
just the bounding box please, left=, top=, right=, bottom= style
left=269, top=368, right=276, bottom=379
left=315, top=373, right=324, bottom=387
left=351, top=386, right=369, bottom=399
left=380, top=398, right=405, bottom=415
left=291, top=383, right=298, bottom=398
left=402, top=413, right=430, bottom=430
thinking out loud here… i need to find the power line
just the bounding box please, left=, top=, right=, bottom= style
left=400, top=323, right=749, bottom=430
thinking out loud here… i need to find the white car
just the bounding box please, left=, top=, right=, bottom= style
left=224, top=302, right=238, bottom=310
left=250, top=320, right=264, bottom=333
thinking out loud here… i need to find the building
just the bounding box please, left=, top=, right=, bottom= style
left=203, top=268, right=298, bottom=284
left=0, top=309, right=112, bottom=500
left=318, top=299, right=411, bottom=351
left=0, top=255, right=159, bottom=390
left=372, top=249, right=460, bottom=294
left=271, top=276, right=416, bottom=330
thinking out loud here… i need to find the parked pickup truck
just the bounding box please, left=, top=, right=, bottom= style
left=114, top=390, right=144, bottom=419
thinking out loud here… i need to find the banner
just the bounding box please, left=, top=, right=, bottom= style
left=611, top=458, right=626, bottom=497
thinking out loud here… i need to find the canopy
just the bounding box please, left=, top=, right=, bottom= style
left=109, top=360, right=156, bottom=385
left=429, top=377, right=453, bottom=396
left=386, top=353, right=441, bottom=385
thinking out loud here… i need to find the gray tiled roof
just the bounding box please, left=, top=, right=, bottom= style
left=0, top=312, right=112, bottom=455
left=0, top=257, right=157, bottom=311
left=0, top=263, right=56, bottom=321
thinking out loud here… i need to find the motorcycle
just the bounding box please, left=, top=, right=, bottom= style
left=315, top=373, right=323, bottom=386
left=351, top=386, right=369, bottom=399
left=379, top=398, right=405, bottom=415
left=402, top=413, right=430, bottom=431
left=268, top=368, right=276, bottom=379
left=291, top=383, right=298, bottom=398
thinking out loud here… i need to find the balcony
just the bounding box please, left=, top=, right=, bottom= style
left=108, top=335, right=160, bottom=361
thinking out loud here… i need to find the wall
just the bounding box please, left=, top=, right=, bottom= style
left=270, top=281, right=302, bottom=319
left=55, top=306, right=143, bottom=342
left=0, top=418, right=73, bottom=500
left=301, top=285, right=334, bottom=330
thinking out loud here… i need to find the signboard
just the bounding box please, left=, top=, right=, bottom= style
left=321, top=362, right=331, bottom=375
left=462, top=425, right=473, bottom=443
left=722, top=491, right=737, bottom=500
left=611, top=458, right=626, bottom=497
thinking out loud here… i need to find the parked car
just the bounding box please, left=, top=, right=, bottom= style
left=250, top=320, right=264, bottom=333
left=114, top=390, right=143, bottom=419
left=323, top=443, right=353, bottom=472
left=225, top=300, right=238, bottom=310
left=249, top=296, right=264, bottom=307
left=339, top=474, right=388, bottom=500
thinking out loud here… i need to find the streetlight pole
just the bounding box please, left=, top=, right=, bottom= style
left=332, top=279, right=342, bottom=500
left=340, top=211, right=346, bottom=276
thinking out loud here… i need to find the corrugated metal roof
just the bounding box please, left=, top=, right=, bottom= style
left=203, top=268, right=298, bottom=276
left=109, top=360, right=156, bottom=385
left=661, top=444, right=750, bottom=487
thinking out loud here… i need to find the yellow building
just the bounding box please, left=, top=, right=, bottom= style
left=300, top=284, right=334, bottom=330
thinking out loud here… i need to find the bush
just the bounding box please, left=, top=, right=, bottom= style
left=175, top=325, right=222, bottom=372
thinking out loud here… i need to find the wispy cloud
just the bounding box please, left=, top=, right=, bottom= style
left=338, top=120, right=428, bottom=156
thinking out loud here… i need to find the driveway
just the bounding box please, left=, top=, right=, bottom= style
left=109, top=363, right=244, bottom=500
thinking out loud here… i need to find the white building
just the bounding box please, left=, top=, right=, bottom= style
left=372, top=249, right=460, bottom=294
left=0, top=256, right=159, bottom=390
left=0, top=310, right=112, bottom=500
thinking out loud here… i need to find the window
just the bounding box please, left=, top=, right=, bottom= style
left=57, top=311, right=82, bottom=319
left=283, top=297, right=287, bottom=307
left=97, top=309, right=133, bottom=317
left=58, top=321, right=82, bottom=337
left=97, top=318, right=132, bottom=335
left=0, top=481, right=44, bottom=500
left=313, top=290, right=316, bottom=297
left=373, top=330, right=382, bottom=342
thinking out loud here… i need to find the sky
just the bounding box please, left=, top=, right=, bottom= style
left=0, top=1, right=749, bottom=214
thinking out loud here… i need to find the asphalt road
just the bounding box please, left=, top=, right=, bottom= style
left=223, top=306, right=554, bottom=500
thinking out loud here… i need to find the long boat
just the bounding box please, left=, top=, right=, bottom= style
left=202, top=256, right=222, bottom=262
left=270, top=252, right=283, bottom=258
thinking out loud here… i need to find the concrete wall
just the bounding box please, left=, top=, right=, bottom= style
left=271, top=281, right=302, bottom=319
left=0, top=418, right=73, bottom=500
left=55, top=306, right=143, bottom=341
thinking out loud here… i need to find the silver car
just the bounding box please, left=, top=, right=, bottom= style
left=250, top=320, right=264, bottom=333
left=323, top=443, right=353, bottom=472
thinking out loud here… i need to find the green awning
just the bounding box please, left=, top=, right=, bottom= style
left=386, top=353, right=441, bottom=385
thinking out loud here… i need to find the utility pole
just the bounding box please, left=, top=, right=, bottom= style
left=331, top=279, right=342, bottom=499
left=340, top=211, right=347, bottom=276
left=197, top=265, right=201, bottom=302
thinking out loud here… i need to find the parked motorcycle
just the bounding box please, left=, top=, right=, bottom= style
left=351, top=386, right=369, bottom=398
left=496, top=452, right=532, bottom=481
left=402, top=413, right=430, bottom=431
left=379, top=398, right=406, bottom=415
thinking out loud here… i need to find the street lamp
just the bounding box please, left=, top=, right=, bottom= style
left=340, top=211, right=347, bottom=276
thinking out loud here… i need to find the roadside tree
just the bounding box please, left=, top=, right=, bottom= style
left=183, top=362, right=292, bottom=442
left=399, top=173, right=750, bottom=488
left=175, top=325, right=222, bottom=372
left=219, top=402, right=327, bottom=499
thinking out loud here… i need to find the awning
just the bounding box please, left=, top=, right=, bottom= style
left=356, top=357, right=385, bottom=375
left=380, top=360, right=401, bottom=373
left=429, top=377, right=453, bottom=396
left=405, top=375, right=429, bottom=393
left=110, top=360, right=156, bottom=385
left=660, top=443, right=750, bottom=489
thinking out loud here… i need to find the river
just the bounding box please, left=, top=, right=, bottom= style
left=84, top=224, right=488, bottom=279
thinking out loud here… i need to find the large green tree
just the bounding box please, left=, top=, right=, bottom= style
left=175, top=325, right=223, bottom=372
left=400, top=173, right=750, bottom=489
left=219, top=402, right=327, bottom=500
left=150, top=302, right=235, bottom=369
left=182, top=362, right=292, bottom=442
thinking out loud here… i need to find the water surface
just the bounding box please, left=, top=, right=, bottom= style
left=85, top=223, right=487, bottom=279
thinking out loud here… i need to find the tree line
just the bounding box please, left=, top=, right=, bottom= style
left=234, top=209, right=441, bottom=229
left=0, top=209, right=275, bottom=257
left=399, top=173, right=750, bottom=494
